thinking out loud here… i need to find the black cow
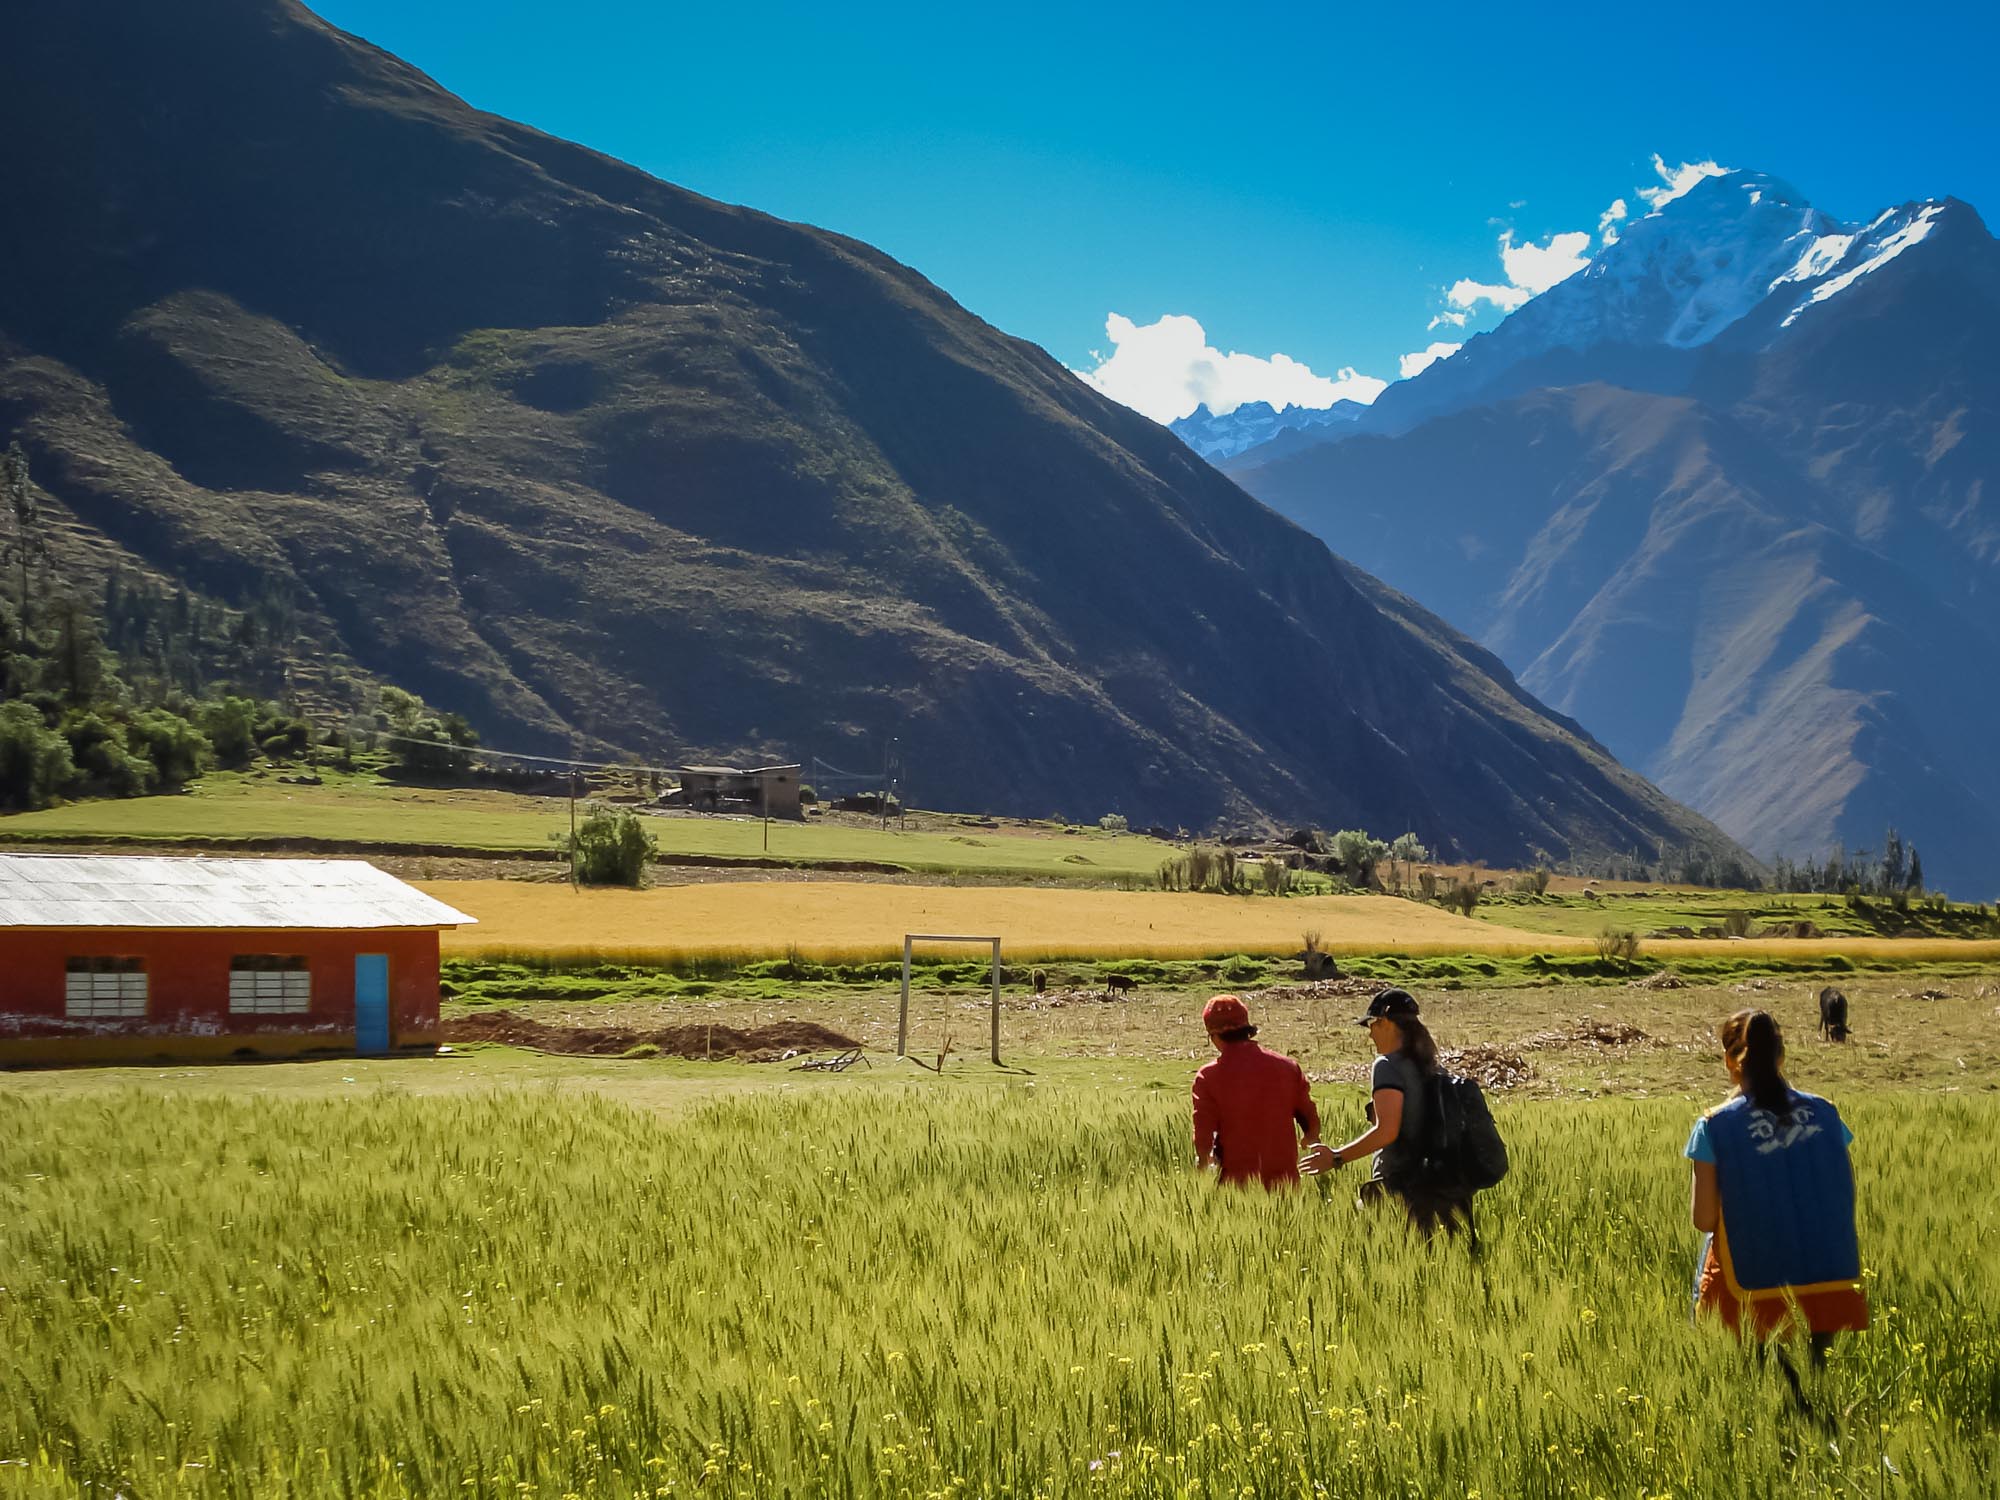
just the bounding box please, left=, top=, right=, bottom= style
left=1818, top=985, right=1850, bottom=1043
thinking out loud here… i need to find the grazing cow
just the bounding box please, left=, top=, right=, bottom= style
left=1031, top=969, right=1048, bottom=996
left=1818, top=986, right=1850, bottom=1043
left=1105, top=974, right=1137, bottom=998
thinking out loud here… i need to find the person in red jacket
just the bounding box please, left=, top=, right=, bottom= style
left=1191, top=994, right=1322, bottom=1189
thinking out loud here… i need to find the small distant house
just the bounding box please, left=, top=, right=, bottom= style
left=0, top=855, right=474, bottom=1065
left=674, top=763, right=802, bottom=819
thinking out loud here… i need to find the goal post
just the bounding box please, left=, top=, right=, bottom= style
left=900, top=934, right=1002, bottom=1065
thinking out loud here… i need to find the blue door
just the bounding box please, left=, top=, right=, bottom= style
left=355, top=954, right=390, bottom=1055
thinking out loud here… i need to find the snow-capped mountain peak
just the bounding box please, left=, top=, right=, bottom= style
left=1774, top=201, right=1946, bottom=327
left=1508, top=170, right=1840, bottom=351
left=1169, top=398, right=1364, bottom=461
left=1311, top=171, right=1978, bottom=448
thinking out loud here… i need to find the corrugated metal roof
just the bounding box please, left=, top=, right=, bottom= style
left=0, top=855, right=476, bottom=930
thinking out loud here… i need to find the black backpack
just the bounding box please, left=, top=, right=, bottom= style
left=1422, top=1071, right=1509, bottom=1192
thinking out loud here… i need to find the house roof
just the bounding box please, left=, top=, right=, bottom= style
left=0, top=855, right=476, bottom=931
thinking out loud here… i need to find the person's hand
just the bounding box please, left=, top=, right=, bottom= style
left=1300, top=1142, right=1340, bottom=1176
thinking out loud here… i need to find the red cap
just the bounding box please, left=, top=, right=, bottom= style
left=1202, top=994, right=1251, bottom=1032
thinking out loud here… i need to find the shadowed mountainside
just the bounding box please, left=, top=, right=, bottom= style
left=0, top=0, right=1746, bottom=868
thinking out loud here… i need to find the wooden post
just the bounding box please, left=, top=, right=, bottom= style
left=900, top=934, right=1001, bottom=1065
left=898, top=936, right=912, bottom=1056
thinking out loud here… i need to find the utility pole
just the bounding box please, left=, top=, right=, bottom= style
left=762, top=773, right=770, bottom=852
left=880, top=736, right=896, bottom=832
left=568, top=732, right=580, bottom=887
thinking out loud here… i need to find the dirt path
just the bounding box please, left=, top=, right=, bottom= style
left=443, top=1009, right=859, bottom=1062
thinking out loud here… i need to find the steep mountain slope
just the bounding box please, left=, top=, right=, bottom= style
left=0, top=0, right=1742, bottom=865
left=1228, top=176, right=2000, bottom=890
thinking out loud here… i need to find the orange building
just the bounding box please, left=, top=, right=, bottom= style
left=0, top=854, right=474, bottom=1064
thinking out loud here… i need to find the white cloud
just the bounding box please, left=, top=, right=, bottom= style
left=1446, top=277, right=1527, bottom=315
left=1501, top=229, right=1593, bottom=294
left=1398, top=342, right=1462, bottom=379
left=1444, top=226, right=1593, bottom=317
left=1428, top=160, right=1730, bottom=333
left=1073, top=313, right=1387, bottom=424
left=1638, top=155, right=1728, bottom=211
left=1598, top=197, right=1628, bottom=245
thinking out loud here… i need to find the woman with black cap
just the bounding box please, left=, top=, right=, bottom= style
left=1304, top=988, right=1469, bottom=1237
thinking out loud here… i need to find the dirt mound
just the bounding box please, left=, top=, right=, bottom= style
left=1245, top=977, right=1385, bottom=1003
left=1522, top=1021, right=1651, bottom=1050
left=1440, top=1046, right=1533, bottom=1089
left=444, top=1009, right=861, bottom=1062
left=1629, top=969, right=1686, bottom=989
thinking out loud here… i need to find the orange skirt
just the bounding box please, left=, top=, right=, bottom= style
left=1696, top=1224, right=1869, bottom=1338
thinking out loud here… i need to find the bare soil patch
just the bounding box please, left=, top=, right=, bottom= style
left=444, top=1009, right=860, bottom=1062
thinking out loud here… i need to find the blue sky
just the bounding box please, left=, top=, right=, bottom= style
left=310, top=0, right=1996, bottom=420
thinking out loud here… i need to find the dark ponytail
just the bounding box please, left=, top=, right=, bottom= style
left=1721, top=1008, right=1790, bottom=1116
left=1394, top=1015, right=1440, bottom=1075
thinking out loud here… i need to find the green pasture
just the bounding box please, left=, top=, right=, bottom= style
left=1, top=1076, right=1994, bottom=1498
left=1476, top=888, right=2000, bottom=941
left=0, top=772, right=1178, bottom=881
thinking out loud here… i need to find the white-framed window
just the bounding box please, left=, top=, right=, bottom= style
left=65, top=957, right=148, bottom=1018
left=229, top=955, right=311, bottom=1014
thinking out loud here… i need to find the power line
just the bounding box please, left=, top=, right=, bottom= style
left=372, top=731, right=679, bottom=778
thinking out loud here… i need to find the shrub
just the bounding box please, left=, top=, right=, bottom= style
left=1259, top=858, right=1293, bottom=896
left=1595, top=927, right=1641, bottom=964
left=63, top=712, right=155, bottom=797
left=1331, top=829, right=1390, bottom=888
left=1442, top=882, right=1480, bottom=918
left=1098, top=813, right=1128, bottom=833
left=1720, top=910, right=1753, bottom=938
left=253, top=704, right=312, bottom=761
left=126, top=708, right=212, bottom=788
left=0, top=700, right=74, bottom=810
left=567, top=805, right=657, bottom=887
left=1416, top=870, right=1438, bottom=902
left=395, top=712, right=479, bottom=777
left=1158, top=846, right=1249, bottom=893
left=201, top=696, right=259, bottom=768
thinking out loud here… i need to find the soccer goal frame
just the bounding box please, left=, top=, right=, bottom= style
left=899, top=933, right=1002, bottom=1065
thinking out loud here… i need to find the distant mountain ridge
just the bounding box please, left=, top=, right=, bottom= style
left=1222, top=170, right=2000, bottom=893
left=0, top=0, right=1747, bottom=870
left=1169, top=399, right=1363, bottom=461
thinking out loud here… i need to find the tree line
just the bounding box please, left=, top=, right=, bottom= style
left=0, top=440, right=478, bottom=812
left=1767, top=828, right=1926, bottom=898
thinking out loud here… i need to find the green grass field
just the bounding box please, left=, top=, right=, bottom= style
left=1, top=1072, right=1993, bottom=1498
left=1474, top=889, right=2000, bottom=942
left=0, top=773, right=1179, bottom=881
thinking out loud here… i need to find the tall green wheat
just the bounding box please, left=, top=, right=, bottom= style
left=0, top=1086, right=1993, bottom=1497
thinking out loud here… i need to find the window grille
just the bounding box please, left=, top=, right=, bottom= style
left=229, top=956, right=311, bottom=1014
left=65, top=958, right=148, bottom=1019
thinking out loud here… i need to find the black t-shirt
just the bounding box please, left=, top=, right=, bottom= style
left=1369, top=1051, right=1430, bottom=1184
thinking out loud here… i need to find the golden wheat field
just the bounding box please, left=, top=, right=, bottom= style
left=420, top=878, right=2000, bottom=967
left=423, top=880, right=1580, bottom=962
